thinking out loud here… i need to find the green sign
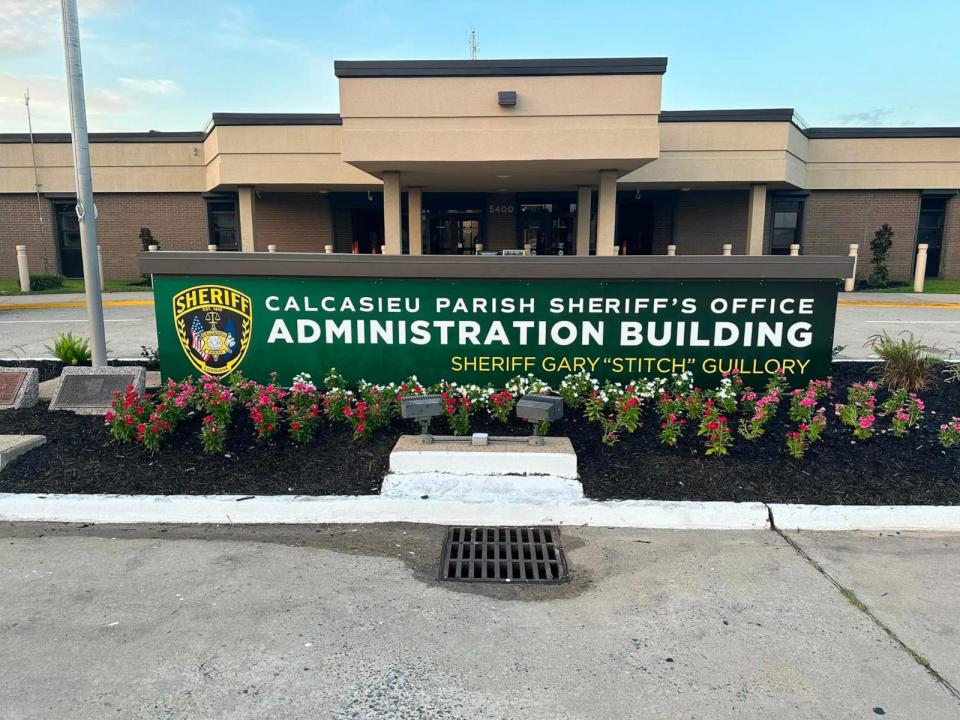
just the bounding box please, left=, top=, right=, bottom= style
left=153, top=275, right=840, bottom=387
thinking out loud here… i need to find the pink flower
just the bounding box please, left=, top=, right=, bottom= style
left=859, top=415, right=875, bottom=429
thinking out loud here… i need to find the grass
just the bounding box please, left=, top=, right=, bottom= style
left=0, top=278, right=150, bottom=296
left=865, top=279, right=960, bottom=294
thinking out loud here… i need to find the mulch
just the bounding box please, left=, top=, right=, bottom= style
left=0, top=362, right=958, bottom=505
left=0, top=359, right=150, bottom=383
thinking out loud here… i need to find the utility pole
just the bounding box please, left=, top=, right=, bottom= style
left=59, top=0, right=107, bottom=366
left=25, top=90, right=51, bottom=273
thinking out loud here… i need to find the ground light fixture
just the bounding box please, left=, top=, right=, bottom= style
left=400, top=394, right=444, bottom=442
left=516, top=395, right=564, bottom=446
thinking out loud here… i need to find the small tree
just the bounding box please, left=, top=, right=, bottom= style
left=868, top=223, right=894, bottom=288
left=139, top=227, right=157, bottom=251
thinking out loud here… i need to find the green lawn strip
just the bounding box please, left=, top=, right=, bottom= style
left=0, top=279, right=150, bottom=296
left=861, top=280, right=960, bottom=294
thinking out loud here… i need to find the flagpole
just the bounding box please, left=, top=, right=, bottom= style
left=60, top=0, right=108, bottom=366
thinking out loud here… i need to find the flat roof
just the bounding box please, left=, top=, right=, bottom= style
left=333, top=57, right=669, bottom=78
left=208, top=113, right=343, bottom=127
left=0, top=131, right=204, bottom=144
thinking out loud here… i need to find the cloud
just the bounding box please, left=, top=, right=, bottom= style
left=831, top=108, right=895, bottom=126
left=117, top=78, right=179, bottom=95
left=0, top=71, right=169, bottom=132
left=0, top=0, right=118, bottom=55
left=0, top=73, right=67, bottom=130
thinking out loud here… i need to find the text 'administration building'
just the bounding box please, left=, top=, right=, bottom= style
left=2, top=57, right=960, bottom=282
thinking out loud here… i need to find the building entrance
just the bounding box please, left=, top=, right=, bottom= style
left=351, top=208, right=384, bottom=253
left=53, top=202, right=83, bottom=278
left=519, top=203, right=576, bottom=255
left=616, top=200, right=655, bottom=255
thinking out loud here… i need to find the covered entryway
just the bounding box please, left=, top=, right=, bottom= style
left=616, top=195, right=655, bottom=255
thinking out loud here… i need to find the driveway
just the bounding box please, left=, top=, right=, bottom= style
left=0, top=523, right=958, bottom=719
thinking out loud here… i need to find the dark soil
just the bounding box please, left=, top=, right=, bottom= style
left=1, top=362, right=958, bottom=504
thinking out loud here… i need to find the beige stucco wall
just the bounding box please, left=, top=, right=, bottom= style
left=202, top=125, right=376, bottom=189
left=0, top=141, right=205, bottom=193
left=804, top=137, right=960, bottom=189
left=2, top=120, right=959, bottom=195
left=338, top=74, right=662, bottom=177
left=622, top=122, right=799, bottom=186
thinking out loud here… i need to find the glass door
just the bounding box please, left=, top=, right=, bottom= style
left=54, top=203, right=83, bottom=278
left=429, top=214, right=481, bottom=254
left=917, top=197, right=946, bottom=278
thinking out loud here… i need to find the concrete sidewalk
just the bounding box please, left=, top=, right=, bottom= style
left=840, top=291, right=960, bottom=305
left=0, top=523, right=957, bottom=719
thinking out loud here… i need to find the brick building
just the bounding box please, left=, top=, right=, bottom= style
left=1, top=58, right=959, bottom=281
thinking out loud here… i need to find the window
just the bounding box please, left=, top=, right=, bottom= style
left=769, top=199, right=804, bottom=255
left=917, top=196, right=947, bottom=278
left=206, top=198, right=239, bottom=250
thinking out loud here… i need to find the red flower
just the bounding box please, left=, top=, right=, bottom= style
left=291, top=421, right=301, bottom=431
left=708, top=421, right=718, bottom=430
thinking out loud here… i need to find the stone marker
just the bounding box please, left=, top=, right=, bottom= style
left=0, top=435, right=46, bottom=472
left=49, top=366, right=146, bottom=415
left=0, top=368, right=39, bottom=410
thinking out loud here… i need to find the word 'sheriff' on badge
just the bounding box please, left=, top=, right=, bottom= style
left=173, top=285, right=252, bottom=376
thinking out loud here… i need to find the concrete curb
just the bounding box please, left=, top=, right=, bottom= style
left=768, top=504, right=960, bottom=531
left=0, top=493, right=769, bottom=529
left=2, top=494, right=958, bottom=531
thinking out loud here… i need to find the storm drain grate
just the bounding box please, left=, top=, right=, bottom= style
left=441, top=526, right=568, bottom=584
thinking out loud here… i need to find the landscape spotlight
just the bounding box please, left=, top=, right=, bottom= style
left=516, top=395, right=564, bottom=446
left=400, top=394, right=444, bottom=443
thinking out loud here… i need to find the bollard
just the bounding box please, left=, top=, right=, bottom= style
left=722, top=244, right=732, bottom=256
left=147, top=244, right=158, bottom=252
left=475, top=243, right=483, bottom=255
left=789, top=244, right=800, bottom=256
left=207, top=244, right=218, bottom=252
left=16, top=245, right=30, bottom=293
left=523, top=243, right=532, bottom=257
left=844, top=243, right=859, bottom=292
left=324, top=244, right=333, bottom=254
left=666, top=244, right=676, bottom=256
left=913, top=244, right=929, bottom=293
left=267, top=244, right=277, bottom=253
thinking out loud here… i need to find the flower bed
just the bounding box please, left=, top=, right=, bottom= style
left=0, top=363, right=957, bottom=505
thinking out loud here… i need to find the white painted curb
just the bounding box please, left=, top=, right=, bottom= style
left=769, top=504, right=960, bottom=532
left=0, top=493, right=769, bottom=530
left=381, top=472, right=584, bottom=502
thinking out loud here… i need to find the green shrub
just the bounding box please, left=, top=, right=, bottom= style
left=29, top=274, right=64, bottom=291
left=867, top=224, right=895, bottom=288
left=867, top=331, right=936, bottom=392
left=46, top=332, right=91, bottom=366
left=138, top=227, right=157, bottom=251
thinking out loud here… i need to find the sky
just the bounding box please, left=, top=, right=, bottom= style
left=2, top=0, right=959, bottom=133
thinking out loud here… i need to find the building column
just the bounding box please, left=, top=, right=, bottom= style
left=407, top=187, right=423, bottom=255
left=382, top=171, right=402, bottom=255
left=746, top=183, right=767, bottom=256
left=576, top=186, right=593, bottom=256
left=596, top=170, right=618, bottom=256
left=238, top=186, right=256, bottom=252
